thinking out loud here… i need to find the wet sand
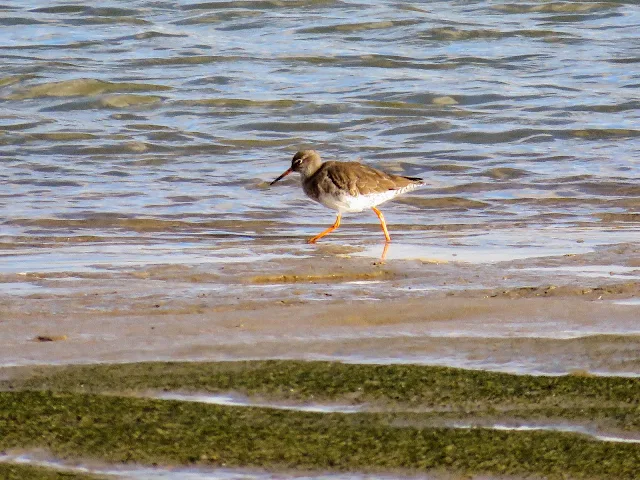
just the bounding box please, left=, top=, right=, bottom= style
left=1, top=239, right=638, bottom=375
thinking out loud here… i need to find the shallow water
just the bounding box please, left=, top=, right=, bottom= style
left=1, top=0, right=639, bottom=264
left=156, top=392, right=366, bottom=413
left=450, top=423, right=640, bottom=445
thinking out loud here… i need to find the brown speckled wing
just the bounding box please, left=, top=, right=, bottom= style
left=323, top=162, right=360, bottom=196
left=308, top=161, right=421, bottom=199
left=337, top=163, right=417, bottom=196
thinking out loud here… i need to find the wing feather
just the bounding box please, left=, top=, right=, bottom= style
left=307, top=161, right=423, bottom=198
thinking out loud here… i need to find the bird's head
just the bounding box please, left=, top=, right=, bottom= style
left=270, top=150, right=322, bottom=185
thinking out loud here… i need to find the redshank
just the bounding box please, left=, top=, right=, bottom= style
left=270, top=150, right=424, bottom=243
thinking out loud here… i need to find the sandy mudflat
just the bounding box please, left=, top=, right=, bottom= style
left=1, top=239, right=638, bottom=375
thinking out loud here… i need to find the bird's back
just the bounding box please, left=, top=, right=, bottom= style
left=303, top=160, right=424, bottom=212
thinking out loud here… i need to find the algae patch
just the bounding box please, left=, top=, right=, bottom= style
left=0, top=462, right=105, bottom=480
left=4, top=361, right=639, bottom=430
left=7, top=360, right=636, bottom=404
left=1, top=361, right=639, bottom=478
left=1, top=390, right=639, bottom=479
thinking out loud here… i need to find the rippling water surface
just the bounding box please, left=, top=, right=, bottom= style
left=1, top=0, right=639, bottom=262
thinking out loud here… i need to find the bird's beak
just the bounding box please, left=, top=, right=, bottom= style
left=270, top=168, right=292, bottom=186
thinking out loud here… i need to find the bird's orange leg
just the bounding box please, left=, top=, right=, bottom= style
left=372, top=207, right=391, bottom=242
left=308, top=214, right=341, bottom=244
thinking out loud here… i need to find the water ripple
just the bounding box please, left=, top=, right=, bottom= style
left=0, top=0, right=638, bottom=249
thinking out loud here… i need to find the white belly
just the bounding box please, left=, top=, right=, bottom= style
left=314, top=190, right=401, bottom=213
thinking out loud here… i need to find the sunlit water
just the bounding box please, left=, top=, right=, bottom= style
left=1, top=0, right=639, bottom=267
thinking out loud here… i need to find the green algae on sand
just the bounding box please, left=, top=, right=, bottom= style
left=0, top=462, right=106, bottom=480
left=1, top=390, right=639, bottom=479
left=4, top=361, right=640, bottom=431
left=1, top=361, right=639, bottom=479
left=7, top=360, right=638, bottom=408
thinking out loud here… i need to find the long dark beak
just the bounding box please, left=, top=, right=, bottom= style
left=270, top=168, right=292, bottom=186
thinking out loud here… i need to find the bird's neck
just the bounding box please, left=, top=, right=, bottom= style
left=299, top=160, right=322, bottom=180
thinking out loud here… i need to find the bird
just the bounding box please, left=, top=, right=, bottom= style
left=270, top=150, right=424, bottom=244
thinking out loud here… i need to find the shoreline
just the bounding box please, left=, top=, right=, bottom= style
left=1, top=240, right=638, bottom=374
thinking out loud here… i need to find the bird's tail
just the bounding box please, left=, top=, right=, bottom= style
left=403, top=176, right=423, bottom=182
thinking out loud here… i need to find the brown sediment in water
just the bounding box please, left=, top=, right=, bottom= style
left=396, top=196, right=490, bottom=209
left=6, top=78, right=172, bottom=100
left=5, top=216, right=275, bottom=233
left=248, top=269, right=395, bottom=284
